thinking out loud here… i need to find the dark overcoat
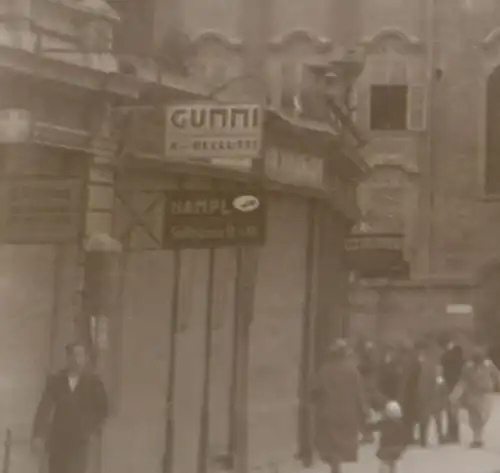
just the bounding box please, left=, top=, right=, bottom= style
left=32, top=369, right=108, bottom=473
left=310, top=359, right=367, bottom=465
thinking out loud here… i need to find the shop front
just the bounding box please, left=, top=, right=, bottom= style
left=101, top=104, right=365, bottom=473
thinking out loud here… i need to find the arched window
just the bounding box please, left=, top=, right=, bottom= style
left=485, top=66, right=500, bottom=194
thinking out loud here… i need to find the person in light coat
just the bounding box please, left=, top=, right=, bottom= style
left=450, top=347, right=500, bottom=448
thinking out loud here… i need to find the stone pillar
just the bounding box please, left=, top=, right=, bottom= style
left=81, top=232, right=123, bottom=412
left=85, top=155, right=116, bottom=238
left=79, top=154, right=122, bottom=473
left=81, top=233, right=122, bottom=473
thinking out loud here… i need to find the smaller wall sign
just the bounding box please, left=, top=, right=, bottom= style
left=164, top=190, right=267, bottom=249
left=1, top=178, right=83, bottom=243
left=265, top=147, right=324, bottom=188
left=345, top=234, right=404, bottom=251
left=446, top=304, right=473, bottom=315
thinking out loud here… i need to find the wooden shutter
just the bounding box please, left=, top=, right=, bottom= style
left=280, top=62, right=294, bottom=110
left=267, top=61, right=282, bottom=109
left=280, top=61, right=302, bottom=111
left=355, top=82, right=370, bottom=131
left=350, top=84, right=359, bottom=125
left=407, top=84, right=427, bottom=131
left=294, top=63, right=304, bottom=115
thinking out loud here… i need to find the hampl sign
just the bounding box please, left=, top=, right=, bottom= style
left=165, top=104, right=263, bottom=160
left=164, top=190, right=266, bottom=249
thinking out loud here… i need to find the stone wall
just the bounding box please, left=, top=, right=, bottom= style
left=349, top=281, right=475, bottom=342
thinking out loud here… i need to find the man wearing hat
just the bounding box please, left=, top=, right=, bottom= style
left=31, top=342, right=108, bottom=473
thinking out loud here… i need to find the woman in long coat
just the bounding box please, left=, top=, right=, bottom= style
left=310, top=340, right=368, bottom=473
left=451, top=347, right=500, bottom=447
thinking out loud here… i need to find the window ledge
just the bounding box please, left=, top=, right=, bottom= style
left=479, top=194, right=500, bottom=202
left=368, top=130, right=422, bottom=137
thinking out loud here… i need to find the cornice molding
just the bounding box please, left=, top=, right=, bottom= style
left=46, top=0, right=120, bottom=22
left=367, top=153, right=419, bottom=174
left=190, top=29, right=332, bottom=53
left=360, top=28, right=423, bottom=53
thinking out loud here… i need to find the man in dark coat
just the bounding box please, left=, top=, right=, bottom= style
left=310, top=339, right=368, bottom=473
left=378, top=347, right=405, bottom=404
left=401, top=341, right=429, bottom=446
left=31, top=343, right=108, bottom=473
left=357, top=340, right=381, bottom=443
left=441, top=338, right=464, bottom=443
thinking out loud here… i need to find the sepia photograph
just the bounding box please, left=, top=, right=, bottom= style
left=0, top=0, right=499, bottom=472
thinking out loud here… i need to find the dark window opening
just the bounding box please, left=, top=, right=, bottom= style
left=370, top=85, right=408, bottom=131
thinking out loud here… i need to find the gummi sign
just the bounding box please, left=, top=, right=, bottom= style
left=165, top=103, right=263, bottom=160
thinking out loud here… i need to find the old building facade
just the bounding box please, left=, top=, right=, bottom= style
left=152, top=0, right=500, bottom=339
left=0, top=1, right=367, bottom=473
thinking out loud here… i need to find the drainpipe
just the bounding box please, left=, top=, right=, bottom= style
left=230, top=2, right=270, bottom=473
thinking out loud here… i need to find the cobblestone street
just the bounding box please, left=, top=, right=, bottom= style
left=302, top=396, right=500, bottom=473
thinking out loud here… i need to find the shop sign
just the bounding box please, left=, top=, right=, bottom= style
left=164, top=190, right=267, bottom=249
left=446, top=304, right=473, bottom=315
left=165, top=103, right=263, bottom=160
left=345, top=234, right=404, bottom=251
left=345, top=233, right=408, bottom=279
left=265, top=147, right=324, bottom=188
left=2, top=178, right=82, bottom=243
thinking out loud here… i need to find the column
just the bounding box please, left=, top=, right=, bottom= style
left=80, top=154, right=123, bottom=473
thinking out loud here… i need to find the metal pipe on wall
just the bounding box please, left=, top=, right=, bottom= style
left=231, top=1, right=271, bottom=472
left=296, top=200, right=319, bottom=466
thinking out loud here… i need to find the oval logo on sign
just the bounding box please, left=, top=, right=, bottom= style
left=232, top=195, right=260, bottom=212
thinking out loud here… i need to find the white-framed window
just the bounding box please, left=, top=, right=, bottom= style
left=364, top=54, right=426, bottom=132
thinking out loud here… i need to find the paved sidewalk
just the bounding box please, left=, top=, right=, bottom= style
left=302, top=396, right=500, bottom=473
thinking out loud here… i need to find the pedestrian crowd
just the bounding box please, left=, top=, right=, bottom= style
left=309, top=334, right=500, bottom=473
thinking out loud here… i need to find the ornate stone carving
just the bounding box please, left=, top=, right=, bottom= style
left=189, top=29, right=332, bottom=54
left=481, top=27, right=500, bottom=73
left=360, top=28, right=423, bottom=55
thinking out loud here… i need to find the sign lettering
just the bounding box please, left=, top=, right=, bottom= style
left=345, top=236, right=404, bottom=251
left=2, top=178, right=82, bottom=243
left=164, top=190, right=266, bottom=249
left=265, top=147, right=324, bottom=188
left=165, top=104, right=263, bottom=160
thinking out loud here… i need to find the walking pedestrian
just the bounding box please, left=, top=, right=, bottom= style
left=440, top=336, right=464, bottom=443
left=31, top=342, right=108, bottom=473
left=429, top=366, right=447, bottom=444
left=310, top=339, right=368, bottom=473
left=368, top=400, right=407, bottom=473
left=450, top=347, right=500, bottom=448
left=400, top=341, right=440, bottom=447
left=378, top=346, right=405, bottom=404
left=357, top=340, right=381, bottom=443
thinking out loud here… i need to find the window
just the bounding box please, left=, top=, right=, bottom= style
left=370, top=85, right=408, bottom=130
